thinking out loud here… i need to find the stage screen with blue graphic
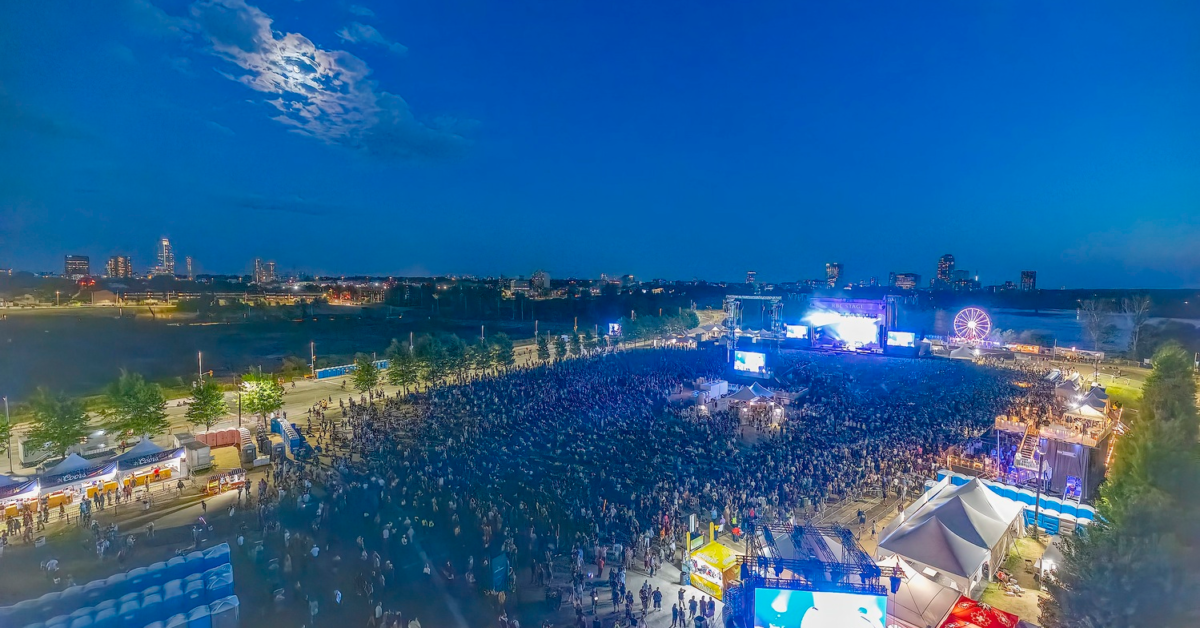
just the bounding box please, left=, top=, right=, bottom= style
left=753, top=588, right=887, bottom=628
left=733, top=350, right=768, bottom=376
left=785, top=325, right=809, bottom=339
left=886, top=331, right=916, bottom=348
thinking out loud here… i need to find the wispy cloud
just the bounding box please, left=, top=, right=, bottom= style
left=134, top=0, right=468, bottom=160
left=348, top=5, right=374, bottom=18
left=206, top=121, right=235, bottom=136
left=336, top=22, right=407, bottom=55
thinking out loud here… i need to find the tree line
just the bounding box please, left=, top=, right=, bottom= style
left=1041, top=342, right=1200, bottom=626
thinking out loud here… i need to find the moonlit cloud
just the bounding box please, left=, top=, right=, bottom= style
left=348, top=5, right=374, bottom=18
left=157, top=0, right=465, bottom=160
left=336, top=22, right=407, bottom=55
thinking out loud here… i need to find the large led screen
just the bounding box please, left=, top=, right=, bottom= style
left=886, top=331, right=916, bottom=348
left=753, top=588, right=887, bottom=628
left=733, top=351, right=767, bottom=374
left=785, top=325, right=809, bottom=339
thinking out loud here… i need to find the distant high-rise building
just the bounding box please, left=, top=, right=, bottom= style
left=937, top=254, right=955, bottom=287
left=1020, top=270, right=1036, bottom=291
left=64, top=255, right=90, bottom=279
left=254, top=259, right=277, bottom=284
left=825, top=263, right=843, bottom=288
left=186, top=256, right=194, bottom=280
left=892, top=273, right=920, bottom=290
left=952, top=269, right=979, bottom=291
left=746, top=271, right=757, bottom=284
left=106, top=256, right=133, bottom=279
left=621, top=274, right=636, bottom=287
left=157, top=238, right=175, bottom=275
left=887, top=272, right=896, bottom=286
left=531, top=270, right=551, bottom=290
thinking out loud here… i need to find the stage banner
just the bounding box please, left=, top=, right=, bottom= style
left=118, top=447, right=183, bottom=471
left=808, top=298, right=886, bottom=318
left=0, top=479, right=37, bottom=500
left=40, top=462, right=117, bottom=490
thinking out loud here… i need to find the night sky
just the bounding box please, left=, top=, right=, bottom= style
left=1, top=1, right=1197, bottom=287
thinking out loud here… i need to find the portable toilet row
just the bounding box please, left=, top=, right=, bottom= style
left=0, top=545, right=230, bottom=628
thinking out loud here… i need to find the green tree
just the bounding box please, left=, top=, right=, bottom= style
left=385, top=339, right=420, bottom=393
left=568, top=332, right=582, bottom=357
left=102, top=370, right=170, bottom=437
left=414, top=333, right=447, bottom=384
left=352, top=353, right=381, bottom=393
left=490, top=332, right=516, bottom=371
left=241, top=369, right=284, bottom=422
left=582, top=329, right=598, bottom=355
left=536, top=333, right=550, bottom=362
left=553, top=334, right=567, bottom=361
left=25, top=389, right=89, bottom=459
left=470, top=337, right=493, bottom=374
left=185, top=379, right=228, bottom=432
left=1042, top=342, right=1200, bottom=627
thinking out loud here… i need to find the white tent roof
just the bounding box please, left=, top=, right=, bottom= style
left=1067, top=404, right=1107, bottom=419
left=111, top=437, right=165, bottom=463
left=949, top=346, right=977, bottom=360
left=43, top=453, right=93, bottom=476
left=878, top=517, right=987, bottom=579
left=729, top=383, right=774, bottom=401
left=878, top=479, right=1024, bottom=579
left=880, top=556, right=960, bottom=628
left=1044, top=369, right=1062, bottom=382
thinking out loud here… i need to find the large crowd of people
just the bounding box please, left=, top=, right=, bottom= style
left=250, top=345, right=1041, bottom=627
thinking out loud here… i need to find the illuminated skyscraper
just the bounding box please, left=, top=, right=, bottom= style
left=186, top=256, right=194, bottom=280
left=64, top=255, right=90, bottom=279
left=106, top=256, right=133, bottom=279
left=254, top=258, right=277, bottom=284
left=157, top=238, right=175, bottom=275
left=746, top=270, right=757, bottom=284
left=825, top=263, right=842, bottom=288
left=1020, top=270, right=1036, bottom=291
left=936, top=254, right=955, bottom=287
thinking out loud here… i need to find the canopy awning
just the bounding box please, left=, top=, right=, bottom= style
left=938, top=596, right=1020, bottom=628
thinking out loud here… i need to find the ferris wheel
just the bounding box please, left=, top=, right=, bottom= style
left=954, top=307, right=992, bottom=342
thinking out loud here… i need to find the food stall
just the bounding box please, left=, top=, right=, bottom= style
left=204, top=469, right=247, bottom=495
left=37, top=454, right=117, bottom=507
left=689, top=541, right=740, bottom=601
left=111, top=439, right=184, bottom=488
left=0, top=474, right=40, bottom=521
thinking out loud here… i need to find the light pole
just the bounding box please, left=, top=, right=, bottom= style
left=198, top=352, right=203, bottom=383
left=236, top=377, right=243, bottom=428
left=56, top=291, right=60, bottom=306
left=2, top=396, right=11, bottom=473
left=1033, top=448, right=1046, bottom=540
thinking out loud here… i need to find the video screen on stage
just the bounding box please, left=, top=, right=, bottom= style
left=785, top=325, right=809, bottom=339
left=733, top=350, right=767, bottom=375
left=886, top=331, right=916, bottom=348
left=608, top=323, right=621, bottom=336
left=753, top=588, right=887, bottom=628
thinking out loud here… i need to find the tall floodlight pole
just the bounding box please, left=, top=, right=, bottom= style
left=2, top=397, right=11, bottom=473
left=310, top=341, right=316, bottom=377
left=198, top=352, right=203, bottom=382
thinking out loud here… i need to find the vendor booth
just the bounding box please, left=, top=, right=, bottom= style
left=0, top=474, right=40, bottom=521
left=877, top=478, right=1024, bottom=595
left=37, top=454, right=117, bottom=508
left=111, top=439, right=184, bottom=488
left=688, top=542, right=739, bottom=601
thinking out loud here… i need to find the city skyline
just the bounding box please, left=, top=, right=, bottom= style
left=1, top=1, right=1197, bottom=287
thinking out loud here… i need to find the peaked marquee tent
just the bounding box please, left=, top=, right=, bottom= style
left=878, top=479, right=1025, bottom=594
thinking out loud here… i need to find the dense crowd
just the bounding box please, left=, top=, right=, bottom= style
left=255, top=346, right=1037, bottom=627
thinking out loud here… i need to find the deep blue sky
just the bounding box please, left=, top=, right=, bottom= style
left=1, top=1, right=1197, bottom=287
